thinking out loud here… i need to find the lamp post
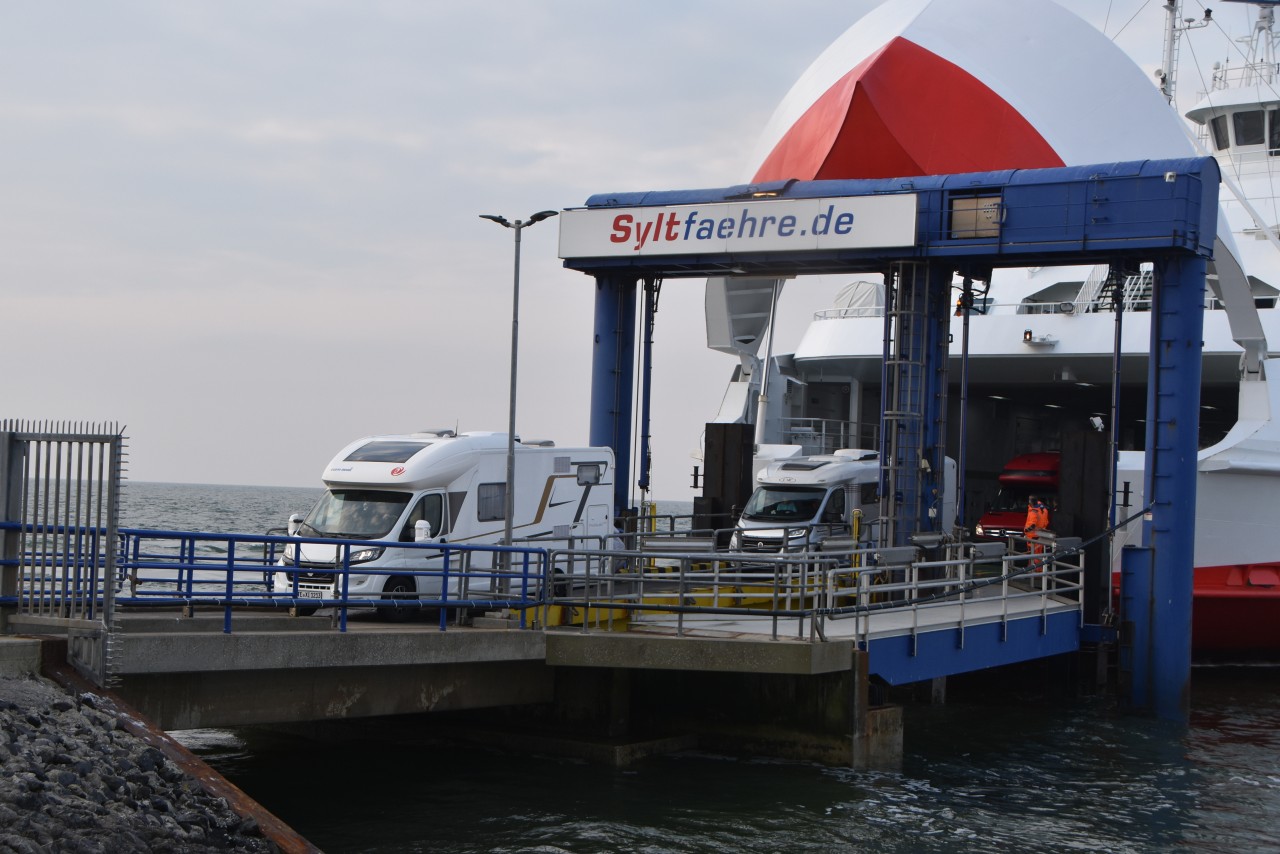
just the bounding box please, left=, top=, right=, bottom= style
left=479, top=210, right=559, bottom=558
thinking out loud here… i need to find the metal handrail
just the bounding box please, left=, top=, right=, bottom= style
left=1, top=522, right=1085, bottom=646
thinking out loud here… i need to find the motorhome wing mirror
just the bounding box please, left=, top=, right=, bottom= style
left=287, top=513, right=304, bottom=536
left=414, top=519, right=433, bottom=542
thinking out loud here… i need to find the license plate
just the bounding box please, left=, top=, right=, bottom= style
left=299, top=588, right=325, bottom=599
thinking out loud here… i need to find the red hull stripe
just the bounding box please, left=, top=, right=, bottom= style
left=754, top=37, right=1064, bottom=182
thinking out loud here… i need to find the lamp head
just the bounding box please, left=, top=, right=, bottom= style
left=479, top=214, right=511, bottom=228
left=527, top=210, right=559, bottom=224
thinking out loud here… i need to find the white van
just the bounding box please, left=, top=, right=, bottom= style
left=275, top=430, right=614, bottom=615
left=732, top=449, right=956, bottom=551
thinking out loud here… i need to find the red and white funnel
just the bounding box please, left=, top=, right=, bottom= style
left=751, top=0, right=1195, bottom=182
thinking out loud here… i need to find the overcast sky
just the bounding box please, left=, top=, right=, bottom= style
left=1, top=0, right=1235, bottom=500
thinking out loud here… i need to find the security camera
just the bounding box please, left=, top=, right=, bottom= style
left=1089, top=416, right=1105, bottom=431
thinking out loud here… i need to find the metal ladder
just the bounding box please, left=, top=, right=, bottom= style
left=879, top=263, right=946, bottom=547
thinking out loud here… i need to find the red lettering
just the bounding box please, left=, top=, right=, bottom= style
left=610, top=214, right=633, bottom=244
left=664, top=213, right=682, bottom=241
left=634, top=219, right=654, bottom=250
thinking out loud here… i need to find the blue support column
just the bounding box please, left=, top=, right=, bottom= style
left=879, top=262, right=950, bottom=545
left=590, top=275, right=637, bottom=515
left=919, top=262, right=952, bottom=533
left=1135, top=254, right=1205, bottom=721
left=1119, top=544, right=1154, bottom=709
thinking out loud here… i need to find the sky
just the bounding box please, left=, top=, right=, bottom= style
left=0, top=0, right=1238, bottom=501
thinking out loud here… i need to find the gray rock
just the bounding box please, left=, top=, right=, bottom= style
left=0, top=676, right=275, bottom=853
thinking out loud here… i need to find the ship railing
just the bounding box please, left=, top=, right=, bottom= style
left=781, top=418, right=873, bottom=455
left=541, top=536, right=1084, bottom=646
left=1205, top=60, right=1280, bottom=93
left=811, top=283, right=1251, bottom=323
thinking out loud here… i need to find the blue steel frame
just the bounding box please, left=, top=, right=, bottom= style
left=868, top=611, right=1082, bottom=686
left=562, top=157, right=1219, bottom=720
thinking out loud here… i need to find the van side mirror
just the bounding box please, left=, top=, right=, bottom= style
left=287, top=513, right=304, bottom=536
left=414, top=519, right=433, bottom=542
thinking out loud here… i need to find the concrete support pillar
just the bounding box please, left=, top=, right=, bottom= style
left=607, top=668, right=631, bottom=739
left=851, top=650, right=902, bottom=769
left=1131, top=254, right=1205, bottom=721
left=930, top=676, right=947, bottom=705
left=590, top=275, right=637, bottom=516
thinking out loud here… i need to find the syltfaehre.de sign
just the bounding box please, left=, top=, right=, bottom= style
left=559, top=194, right=918, bottom=259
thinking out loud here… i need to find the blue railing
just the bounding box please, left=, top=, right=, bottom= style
left=0, top=521, right=551, bottom=633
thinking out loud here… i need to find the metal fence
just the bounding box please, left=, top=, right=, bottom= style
left=542, top=536, right=1084, bottom=647
left=0, top=421, right=126, bottom=685
left=3, top=496, right=1084, bottom=661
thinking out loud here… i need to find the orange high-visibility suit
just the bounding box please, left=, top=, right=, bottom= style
left=1024, top=497, right=1050, bottom=566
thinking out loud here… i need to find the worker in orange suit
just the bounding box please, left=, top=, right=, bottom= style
left=1024, top=494, right=1050, bottom=568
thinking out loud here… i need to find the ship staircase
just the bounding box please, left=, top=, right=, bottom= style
left=1078, top=264, right=1153, bottom=313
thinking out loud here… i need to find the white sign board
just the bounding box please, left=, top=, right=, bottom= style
left=559, top=193, right=918, bottom=259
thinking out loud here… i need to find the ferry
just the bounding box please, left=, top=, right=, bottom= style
left=702, top=0, right=1280, bottom=656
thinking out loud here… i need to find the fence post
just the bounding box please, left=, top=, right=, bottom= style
left=0, top=430, right=22, bottom=633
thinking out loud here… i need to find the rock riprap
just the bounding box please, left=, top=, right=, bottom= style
left=0, top=675, right=275, bottom=853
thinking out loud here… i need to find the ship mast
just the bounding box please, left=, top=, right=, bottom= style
left=1159, top=1, right=1215, bottom=103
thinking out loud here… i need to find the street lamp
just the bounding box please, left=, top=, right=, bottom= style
left=479, top=210, right=559, bottom=558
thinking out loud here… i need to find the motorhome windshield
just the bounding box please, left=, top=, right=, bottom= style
left=742, top=486, right=827, bottom=522
left=304, top=489, right=411, bottom=539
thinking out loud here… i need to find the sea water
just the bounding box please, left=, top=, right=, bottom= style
left=122, top=482, right=1280, bottom=853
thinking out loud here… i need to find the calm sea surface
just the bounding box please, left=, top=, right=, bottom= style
left=122, top=482, right=1280, bottom=854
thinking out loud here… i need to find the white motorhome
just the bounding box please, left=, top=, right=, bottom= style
left=732, top=449, right=956, bottom=551
left=275, top=430, right=614, bottom=614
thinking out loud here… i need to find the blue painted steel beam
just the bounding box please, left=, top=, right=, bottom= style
left=1137, top=254, right=1206, bottom=721
left=590, top=275, right=637, bottom=515
left=867, top=611, right=1081, bottom=685
left=563, top=158, right=1218, bottom=277
left=920, top=263, right=951, bottom=534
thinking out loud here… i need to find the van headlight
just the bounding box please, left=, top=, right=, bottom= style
left=729, top=532, right=741, bottom=550
left=974, top=524, right=985, bottom=537
left=347, top=547, right=385, bottom=565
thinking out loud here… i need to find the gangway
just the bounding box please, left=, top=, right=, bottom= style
left=544, top=535, right=1085, bottom=686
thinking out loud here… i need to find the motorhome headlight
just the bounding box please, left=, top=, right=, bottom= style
left=346, top=547, right=385, bottom=565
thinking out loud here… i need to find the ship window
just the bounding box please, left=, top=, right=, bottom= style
left=1234, top=110, right=1265, bottom=146
left=477, top=482, right=506, bottom=522
left=1210, top=115, right=1229, bottom=151
left=1270, top=109, right=1280, bottom=154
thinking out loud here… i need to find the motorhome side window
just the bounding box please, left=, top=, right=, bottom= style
left=477, top=483, right=506, bottom=521
left=822, top=489, right=846, bottom=522
left=400, top=493, right=445, bottom=541
left=860, top=482, right=879, bottom=505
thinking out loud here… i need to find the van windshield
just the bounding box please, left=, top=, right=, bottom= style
left=989, top=487, right=1057, bottom=513
left=303, top=490, right=411, bottom=539
left=741, top=486, right=827, bottom=522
